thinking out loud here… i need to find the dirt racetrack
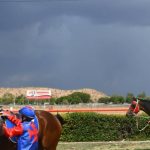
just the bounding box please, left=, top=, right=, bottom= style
left=43, top=103, right=130, bottom=115
left=3, top=104, right=130, bottom=115
left=57, top=141, right=150, bottom=150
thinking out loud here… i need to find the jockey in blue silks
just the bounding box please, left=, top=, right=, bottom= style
left=2, top=106, right=38, bottom=150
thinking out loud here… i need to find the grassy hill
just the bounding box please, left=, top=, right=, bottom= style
left=0, top=87, right=108, bottom=102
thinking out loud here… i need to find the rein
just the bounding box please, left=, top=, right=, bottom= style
left=133, top=99, right=140, bottom=113
left=135, top=116, right=149, bottom=132
left=132, top=98, right=150, bottom=131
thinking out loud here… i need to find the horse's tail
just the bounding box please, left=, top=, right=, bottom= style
left=55, top=113, right=66, bottom=126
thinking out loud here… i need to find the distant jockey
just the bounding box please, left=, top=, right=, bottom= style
left=2, top=106, right=38, bottom=150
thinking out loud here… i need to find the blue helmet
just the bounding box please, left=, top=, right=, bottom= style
left=19, top=106, right=35, bottom=119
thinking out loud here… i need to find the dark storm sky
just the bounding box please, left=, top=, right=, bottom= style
left=0, top=0, right=150, bottom=96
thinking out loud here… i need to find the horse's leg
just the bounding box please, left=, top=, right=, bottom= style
left=42, top=128, right=61, bottom=150
left=40, top=136, right=59, bottom=150
left=42, top=137, right=56, bottom=150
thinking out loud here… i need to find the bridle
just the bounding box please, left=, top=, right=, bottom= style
left=129, top=98, right=149, bottom=131
left=129, top=99, right=140, bottom=114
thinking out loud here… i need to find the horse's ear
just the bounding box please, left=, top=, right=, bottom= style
left=55, top=113, right=66, bottom=125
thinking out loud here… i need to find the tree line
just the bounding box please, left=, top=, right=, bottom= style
left=0, top=91, right=148, bottom=105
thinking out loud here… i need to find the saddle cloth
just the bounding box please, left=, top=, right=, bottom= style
left=5, top=115, right=39, bottom=143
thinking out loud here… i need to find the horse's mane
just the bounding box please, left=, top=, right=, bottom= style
left=137, top=99, right=150, bottom=116
left=139, top=99, right=150, bottom=103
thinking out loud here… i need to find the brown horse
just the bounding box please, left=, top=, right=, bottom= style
left=126, top=97, right=150, bottom=116
left=0, top=110, right=64, bottom=150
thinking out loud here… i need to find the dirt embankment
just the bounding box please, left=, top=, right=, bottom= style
left=0, top=87, right=108, bottom=102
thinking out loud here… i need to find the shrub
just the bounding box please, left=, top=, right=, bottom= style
left=60, top=113, right=150, bottom=142
left=15, top=94, right=26, bottom=104
left=110, top=95, right=125, bottom=104
left=56, top=92, right=91, bottom=104
left=56, top=96, right=69, bottom=105
left=125, top=93, right=134, bottom=103
left=137, top=92, right=146, bottom=98
left=1, top=93, right=15, bottom=104
left=98, top=97, right=111, bottom=104
left=98, top=95, right=125, bottom=104
left=69, top=92, right=91, bottom=103
left=49, top=98, right=57, bottom=105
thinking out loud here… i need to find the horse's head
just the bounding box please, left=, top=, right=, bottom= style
left=126, top=97, right=140, bottom=117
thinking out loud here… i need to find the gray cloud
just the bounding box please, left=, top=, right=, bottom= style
left=1, top=0, right=150, bottom=31
left=0, top=0, right=150, bottom=96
